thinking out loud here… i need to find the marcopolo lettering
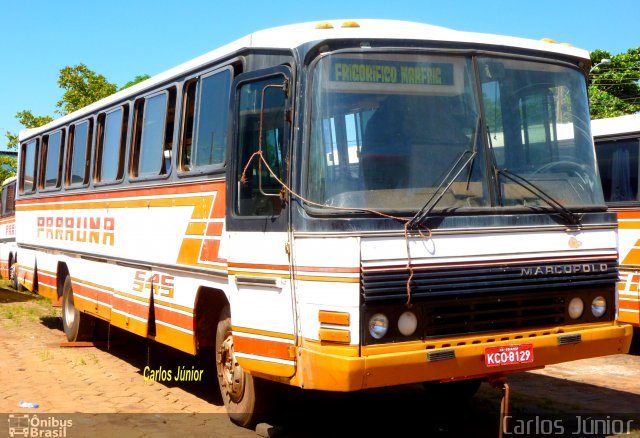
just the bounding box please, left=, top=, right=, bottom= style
left=520, top=263, right=608, bottom=277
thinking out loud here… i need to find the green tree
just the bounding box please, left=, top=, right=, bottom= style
left=2, top=110, right=52, bottom=179
left=120, top=74, right=151, bottom=90
left=589, top=47, right=640, bottom=119
left=56, top=63, right=118, bottom=115
left=4, top=110, right=53, bottom=150
left=5, top=65, right=147, bottom=156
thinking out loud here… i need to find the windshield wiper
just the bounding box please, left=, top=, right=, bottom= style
left=408, top=149, right=477, bottom=229
left=495, top=167, right=582, bottom=227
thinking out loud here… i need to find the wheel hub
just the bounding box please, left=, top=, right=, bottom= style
left=64, top=293, right=75, bottom=328
left=220, top=335, right=245, bottom=403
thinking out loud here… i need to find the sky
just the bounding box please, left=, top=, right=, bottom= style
left=1, top=0, right=638, bottom=151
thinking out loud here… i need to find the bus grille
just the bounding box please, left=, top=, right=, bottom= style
left=361, top=258, right=617, bottom=303
left=361, top=257, right=617, bottom=343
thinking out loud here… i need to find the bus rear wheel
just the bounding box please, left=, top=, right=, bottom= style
left=9, top=258, right=18, bottom=291
left=215, top=305, right=266, bottom=428
left=61, top=276, right=94, bottom=342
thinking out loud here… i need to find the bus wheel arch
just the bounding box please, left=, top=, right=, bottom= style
left=194, top=286, right=229, bottom=351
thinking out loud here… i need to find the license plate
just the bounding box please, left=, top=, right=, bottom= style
left=484, top=344, right=534, bottom=367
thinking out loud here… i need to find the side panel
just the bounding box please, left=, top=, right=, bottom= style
left=227, top=231, right=296, bottom=377
left=15, top=181, right=230, bottom=353
left=615, top=210, right=640, bottom=325
left=0, top=215, right=16, bottom=279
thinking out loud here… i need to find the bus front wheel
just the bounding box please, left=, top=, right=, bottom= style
left=215, top=305, right=266, bottom=428
left=61, top=276, right=94, bottom=342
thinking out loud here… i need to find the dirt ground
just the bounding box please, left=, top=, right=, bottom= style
left=1, top=286, right=639, bottom=438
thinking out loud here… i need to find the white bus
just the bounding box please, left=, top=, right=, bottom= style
left=592, top=113, right=640, bottom=327
left=0, top=176, right=17, bottom=288
left=16, top=20, right=631, bottom=427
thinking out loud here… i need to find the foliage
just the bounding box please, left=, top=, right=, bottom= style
left=0, top=154, right=17, bottom=183
left=2, top=110, right=52, bottom=178
left=589, top=47, right=640, bottom=119
left=5, top=111, right=54, bottom=150
left=56, top=63, right=118, bottom=116
left=4, top=66, right=148, bottom=175
left=120, top=74, right=151, bottom=90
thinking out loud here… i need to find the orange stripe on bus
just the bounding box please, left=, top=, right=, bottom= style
left=229, top=262, right=290, bottom=271
left=210, top=189, right=226, bottom=218
left=154, top=306, right=194, bottom=331
left=618, top=222, right=640, bottom=229
left=205, top=222, right=224, bottom=236
left=619, top=300, right=640, bottom=311
left=112, top=295, right=150, bottom=319
left=16, top=181, right=225, bottom=205
left=233, top=335, right=293, bottom=361
left=200, top=240, right=221, bottom=262
left=616, top=211, right=640, bottom=219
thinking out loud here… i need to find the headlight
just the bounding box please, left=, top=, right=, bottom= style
left=368, top=313, right=389, bottom=339
left=568, top=297, right=584, bottom=319
left=591, top=296, right=607, bottom=318
left=398, top=311, right=418, bottom=336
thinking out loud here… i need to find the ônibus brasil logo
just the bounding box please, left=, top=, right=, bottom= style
left=8, top=414, right=73, bottom=437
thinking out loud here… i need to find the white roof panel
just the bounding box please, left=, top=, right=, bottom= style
left=591, top=114, right=640, bottom=138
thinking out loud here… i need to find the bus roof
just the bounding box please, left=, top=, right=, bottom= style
left=591, top=114, right=640, bottom=139
left=19, top=19, right=591, bottom=142
left=2, top=176, right=17, bottom=186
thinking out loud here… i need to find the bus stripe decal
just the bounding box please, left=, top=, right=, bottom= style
left=233, top=336, right=293, bottom=361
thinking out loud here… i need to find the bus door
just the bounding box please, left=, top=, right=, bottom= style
left=226, top=66, right=296, bottom=377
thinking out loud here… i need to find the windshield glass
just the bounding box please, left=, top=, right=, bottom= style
left=308, top=54, right=488, bottom=211
left=479, top=57, right=604, bottom=208
left=307, top=52, right=604, bottom=213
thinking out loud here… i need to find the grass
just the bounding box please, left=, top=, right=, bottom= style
left=0, top=286, right=60, bottom=323
left=38, top=350, right=53, bottom=361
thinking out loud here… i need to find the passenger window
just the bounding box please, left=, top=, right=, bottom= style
left=181, top=68, right=231, bottom=171
left=236, top=76, right=288, bottom=216
left=595, top=138, right=640, bottom=203
left=67, top=120, right=92, bottom=186
left=131, top=89, right=175, bottom=177
left=3, top=182, right=15, bottom=216
left=20, top=139, right=38, bottom=193
left=41, top=130, right=64, bottom=189
left=96, top=106, right=128, bottom=183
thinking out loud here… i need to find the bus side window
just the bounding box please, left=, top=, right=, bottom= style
left=131, top=88, right=176, bottom=178
left=95, top=105, right=129, bottom=183
left=180, top=68, right=232, bottom=171
left=66, top=119, right=93, bottom=187
left=235, top=76, right=288, bottom=217
left=595, top=138, right=640, bottom=202
left=19, top=139, right=38, bottom=194
left=5, top=181, right=15, bottom=215
left=40, top=129, right=65, bottom=190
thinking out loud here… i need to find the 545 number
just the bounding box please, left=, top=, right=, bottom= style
left=132, top=271, right=175, bottom=298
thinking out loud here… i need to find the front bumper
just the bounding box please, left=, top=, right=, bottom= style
left=296, top=322, right=632, bottom=391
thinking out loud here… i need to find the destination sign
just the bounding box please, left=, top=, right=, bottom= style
left=330, top=60, right=455, bottom=86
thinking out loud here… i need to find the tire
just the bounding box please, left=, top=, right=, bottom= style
left=422, top=378, right=482, bottom=401
left=215, top=305, right=267, bottom=428
left=61, top=276, right=95, bottom=342
left=9, top=257, right=18, bottom=291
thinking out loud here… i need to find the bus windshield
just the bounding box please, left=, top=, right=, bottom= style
left=307, top=53, right=604, bottom=212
